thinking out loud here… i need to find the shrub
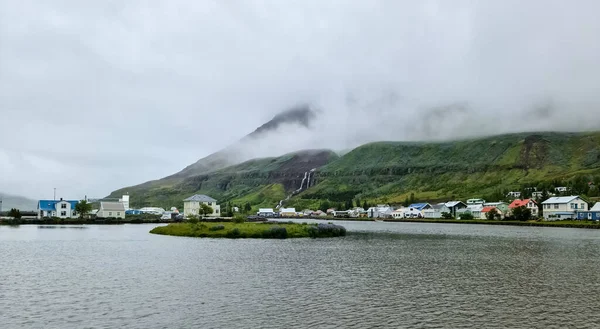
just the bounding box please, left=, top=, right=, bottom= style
left=226, top=228, right=241, bottom=238
left=209, top=225, right=225, bottom=231
left=459, top=213, right=474, bottom=220
left=441, top=212, right=453, bottom=219
left=233, top=214, right=246, bottom=224
left=262, top=226, right=287, bottom=239
left=308, top=223, right=347, bottom=238
left=187, top=215, right=199, bottom=224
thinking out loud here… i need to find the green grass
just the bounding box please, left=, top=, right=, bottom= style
left=149, top=222, right=347, bottom=238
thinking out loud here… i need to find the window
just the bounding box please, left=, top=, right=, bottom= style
left=61, top=211, right=66, bottom=216
left=117, top=212, right=120, bottom=216
left=109, top=212, right=112, bottom=216
left=61, top=203, right=67, bottom=209
left=581, top=203, right=585, bottom=209
left=571, top=203, right=575, bottom=209
left=73, top=211, right=77, bottom=216
left=216, top=209, right=219, bottom=214
left=554, top=204, right=559, bottom=209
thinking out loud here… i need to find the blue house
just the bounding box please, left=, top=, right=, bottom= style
left=38, top=198, right=79, bottom=219
left=409, top=203, right=432, bottom=211
left=577, top=211, right=600, bottom=221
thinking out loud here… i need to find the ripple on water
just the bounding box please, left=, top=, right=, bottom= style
left=1, top=223, right=600, bottom=328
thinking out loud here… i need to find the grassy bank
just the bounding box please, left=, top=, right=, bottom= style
left=384, top=218, right=600, bottom=229
left=149, top=222, right=346, bottom=239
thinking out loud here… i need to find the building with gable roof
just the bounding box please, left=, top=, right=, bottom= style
left=541, top=196, right=587, bottom=220
left=183, top=194, right=220, bottom=217
left=37, top=198, right=79, bottom=219
left=508, top=199, right=538, bottom=217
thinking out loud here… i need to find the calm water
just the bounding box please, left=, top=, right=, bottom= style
left=2, top=222, right=600, bottom=328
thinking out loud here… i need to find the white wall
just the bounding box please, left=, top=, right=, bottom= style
left=184, top=201, right=221, bottom=217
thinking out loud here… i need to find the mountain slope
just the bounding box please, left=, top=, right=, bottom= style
left=0, top=193, right=37, bottom=211
left=292, top=132, right=600, bottom=208
left=109, top=149, right=338, bottom=209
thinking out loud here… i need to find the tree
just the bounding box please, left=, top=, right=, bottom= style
left=8, top=208, right=21, bottom=219
left=459, top=213, right=474, bottom=220
left=187, top=214, right=199, bottom=224
left=486, top=208, right=501, bottom=221
left=537, top=190, right=550, bottom=217
left=75, top=200, right=92, bottom=219
left=243, top=202, right=252, bottom=213
left=409, top=192, right=415, bottom=205
left=199, top=204, right=214, bottom=217
left=319, top=200, right=331, bottom=212
left=512, top=206, right=532, bottom=221
left=403, top=197, right=410, bottom=207
left=441, top=212, right=453, bottom=219
left=362, top=201, right=369, bottom=210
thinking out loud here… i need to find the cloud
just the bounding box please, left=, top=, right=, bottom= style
left=1, top=0, right=599, bottom=199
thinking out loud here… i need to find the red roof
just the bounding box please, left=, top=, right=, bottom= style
left=509, top=199, right=536, bottom=208
left=481, top=206, right=498, bottom=213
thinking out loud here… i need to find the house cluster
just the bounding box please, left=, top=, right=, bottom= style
left=37, top=195, right=131, bottom=220
left=288, top=195, right=598, bottom=221
left=256, top=207, right=328, bottom=218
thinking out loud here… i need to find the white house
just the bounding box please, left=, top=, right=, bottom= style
left=37, top=199, right=78, bottom=219
left=466, top=199, right=486, bottom=205
left=367, top=205, right=394, bottom=218
left=541, top=196, right=587, bottom=220
left=507, top=191, right=522, bottom=199
left=392, top=207, right=423, bottom=219
left=458, top=204, right=483, bottom=218
left=280, top=208, right=296, bottom=217
left=183, top=195, right=220, bottom=217
left=96, top=202, right=126, bottom=219
left=139, top=207, right=166, bottom=215
left=444, top=201, right=467, bottom=218
left=423, top=203, right=450, bottom=219
left=257, top=208, right=276, bottom=217
left=555, top=187, right=569, bottom=193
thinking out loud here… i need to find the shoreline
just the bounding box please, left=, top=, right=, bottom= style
left=381, top=218, right=600, bottom=229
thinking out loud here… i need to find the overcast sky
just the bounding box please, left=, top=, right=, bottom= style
left=1, top=0, right=600, bottom=200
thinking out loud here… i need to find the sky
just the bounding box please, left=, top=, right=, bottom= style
left=1, top=0, right=600, bottom=200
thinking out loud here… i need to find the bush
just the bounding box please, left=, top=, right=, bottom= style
left=233, top=214, right=246, bottom=224
left=209, top=225, right=225, bottom=231
left=262, top=226, right=287, bottom=239
left=441, top=212, right=453, bottom=219
left=308, top=223, right=347, bottom=238
left=226, top=228, right=241, bottom=238
left=459, top=213, right=474, bottom=220
left=187, top=215, right=199, bottom=224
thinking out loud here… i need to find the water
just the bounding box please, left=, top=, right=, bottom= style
left=2, top=222, right=600, bottom=328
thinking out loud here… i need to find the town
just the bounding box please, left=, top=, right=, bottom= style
left=4, top=185, right=599, bottom=225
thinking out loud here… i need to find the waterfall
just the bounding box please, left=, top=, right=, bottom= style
left=275, top=168, right=317, bottom=209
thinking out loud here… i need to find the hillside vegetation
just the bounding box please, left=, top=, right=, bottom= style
left=293, top=132, right=600, bottom=208
left=111, top=132, right=600, bottom=211
left=109, top=150, right=338, bottom=210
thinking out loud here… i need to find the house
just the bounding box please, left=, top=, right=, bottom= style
left=257, top=208, right=276, bottom=217
left=280, top=208, right=296, bottom=217
left=37, top=198, right=78, bottom=219
left=326, top=208, right=336, bottom=215
left=555, top=187, right=569, bottom=193
left=481, top=206, right=502, bottom=220
left=333, top=210, right=350, bottom=218
left=302, top=209, right=315, bottom=216
left=314, top=210, right=327, bottom=217
left=392, top=207, right=423, bottom=219
left=444, top=201, right=467, bottom=218
left=466, top=199, right=486, bottom=205
left=458, top=204, right=483, bottom=218
left=506, top=191, right=521, bottom=199
left=409, top=203, right=432, bottom=211
left=423, top=203, right=450, bottom=219
left=541, top=196, right=587, bottom=220
left=367, top=205, right=394, bottom=218
left=508, top=199, right=538, bottom=217
left=183, top=195, right=220, bottom=217
left=96, top=202, right=126, bottom=219
left=348, top=207, right=367, bottom=218
left=484, top=202, right=509, bottom=215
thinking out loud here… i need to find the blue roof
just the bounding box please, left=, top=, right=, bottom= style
left=38, top=200, right=78, bottom=211
left=409, top=203, right=430, bottom=210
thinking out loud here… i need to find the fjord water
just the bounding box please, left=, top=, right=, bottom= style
left=2, top=223, right=600, bottom=329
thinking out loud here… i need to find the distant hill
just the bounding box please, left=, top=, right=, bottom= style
left=109, top=149, right=338, bottom=209
left=290, top=132, right=600, bottom=209
left=0, top=193, right=37, bottom=211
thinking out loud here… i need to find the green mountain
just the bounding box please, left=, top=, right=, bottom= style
left=292, top=132, right=600, bottom=209
left=109, top=150, right=339, bottom=210
left=111, top=131, right=600, bottom=211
